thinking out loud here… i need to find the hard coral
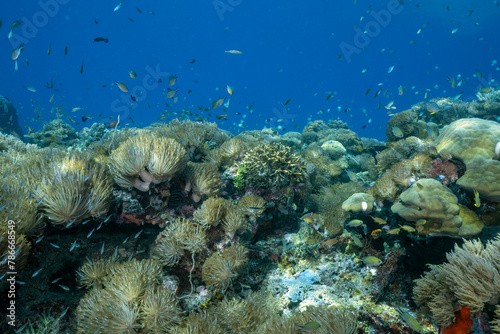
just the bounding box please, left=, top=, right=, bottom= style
left=234, top=142, right=306, bottom=189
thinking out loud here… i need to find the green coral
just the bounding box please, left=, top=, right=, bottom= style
left=233, top=142, right=306, bottom=189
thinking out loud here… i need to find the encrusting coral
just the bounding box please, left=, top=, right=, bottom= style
left=109, top=131, right=186, bottom=191
left=414, top=237, right=500, bottom=327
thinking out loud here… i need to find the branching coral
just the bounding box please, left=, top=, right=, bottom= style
left=234, top=142, right=306, bottom=189
left=109, top=131, right=186, bottom=191
left=414, top=237, right=500, bottom=327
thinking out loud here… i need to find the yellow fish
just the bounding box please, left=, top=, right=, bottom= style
left=474, top=189, right=481, bottom=207
left=370, top=216, right=387, bottom=225
left=115, top=81, right=128, bottom=92
left=227, top=85, right=233, bottom=95
left=362, top=256, right=383, bottom=266
left=128, top=70, right=137, bottom=79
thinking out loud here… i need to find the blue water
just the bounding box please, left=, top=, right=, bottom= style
left=2, top=0, right=499, bottom=140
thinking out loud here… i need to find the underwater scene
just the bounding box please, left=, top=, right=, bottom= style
left=2, top=0, right=500, bottom=333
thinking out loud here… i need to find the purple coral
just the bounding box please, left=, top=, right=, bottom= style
left=427, top=158, right=459, bottom=185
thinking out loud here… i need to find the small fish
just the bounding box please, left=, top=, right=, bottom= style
left=93, top=37, right=109, bottom=43
left=122, top=236, right=129, bottom=244
left=100, top=242, right=105, bottom=255
left=297, top=321, right=321, bottom=332
left=399, top=225, right=416, bottom=233
left=398, top=85, right=404, bottom=95
left=65, top=219, right=76, bottom=228
left=31, top=268, right=43, bottom=278
left=225, top=50, right=243, bottom=54
left=361, top=256, right=383, bottom=266
left=283, top=98, right=292, bottom=106
left=386, top=228, right=401, bottom=235
left=115, top=81, right=129, bottom=92
left=370, top=216, right=387, bottom=225
left=346, top=170, right=358, bottom=182
left=8, top=20, right=22, bottom=39
left=87, top=228, right=95, bottom=238
left=474, top=189, right=481, bottom=207
left=69, top=240, right=79, bottom=252
left=51, top=277, right=63, bottom=284
left=426, top=125, right=438, bottom=139
left=227, top=85, right=234, bottom=95
left=351, top=233, right=363, bottom=247
left=80, top=60, right=84, bottom=74
left=82, top=219, right=90, bottom=225
left=212, top=97, right=225, bottom=109
left=24, top=86, right=37, bottom=93
left=426, top=102, right=440, bottom=114
left=58, top=284, right=70, bottom=291
left=347, top=219, right=364, bottom=227
left=65, top=45, right=68, bottom=55
left=392, top=126, right=404, bottom=138
left=388, top=65, right=395, bottom=73
left=374, top=88, right=382, bottom=98
left=397, top=308, right=424, bottom=332
left=96, top=221, right=103, bottom=230
left=322, top=238, right=338, bottom=246
left=35, top=235, right=44, bottom=244
left=166, top=88, right=178, bottom=98
left=11, top=44, right=24, bottom=60
left=49, top=243, right=60, bottom=249
left=479, top=87, right=492, bottom=93
left=451, top=27, right=459, bottom=34
left=114, top=2, right=122, bottom=11
left=168, top=75, right=178, bottom=86
left=136, top=7, right=143, bottom=13
left=128, top=69, right=137, bottom=78
left=47, top=43, right=51, bottom=55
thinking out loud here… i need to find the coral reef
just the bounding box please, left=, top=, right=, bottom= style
left=202, top=244, right=248, bottom=292
left=25, top=119, right=78, bottom=147
left=0, top=95, right=23, bottom=139
left=342, top=193, right=375, bottom=213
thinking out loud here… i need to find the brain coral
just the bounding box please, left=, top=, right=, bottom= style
left=434, top=118, right=500, bottom=201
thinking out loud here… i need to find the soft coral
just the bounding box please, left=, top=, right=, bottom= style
left=442, top=306, right=473, bottom=334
